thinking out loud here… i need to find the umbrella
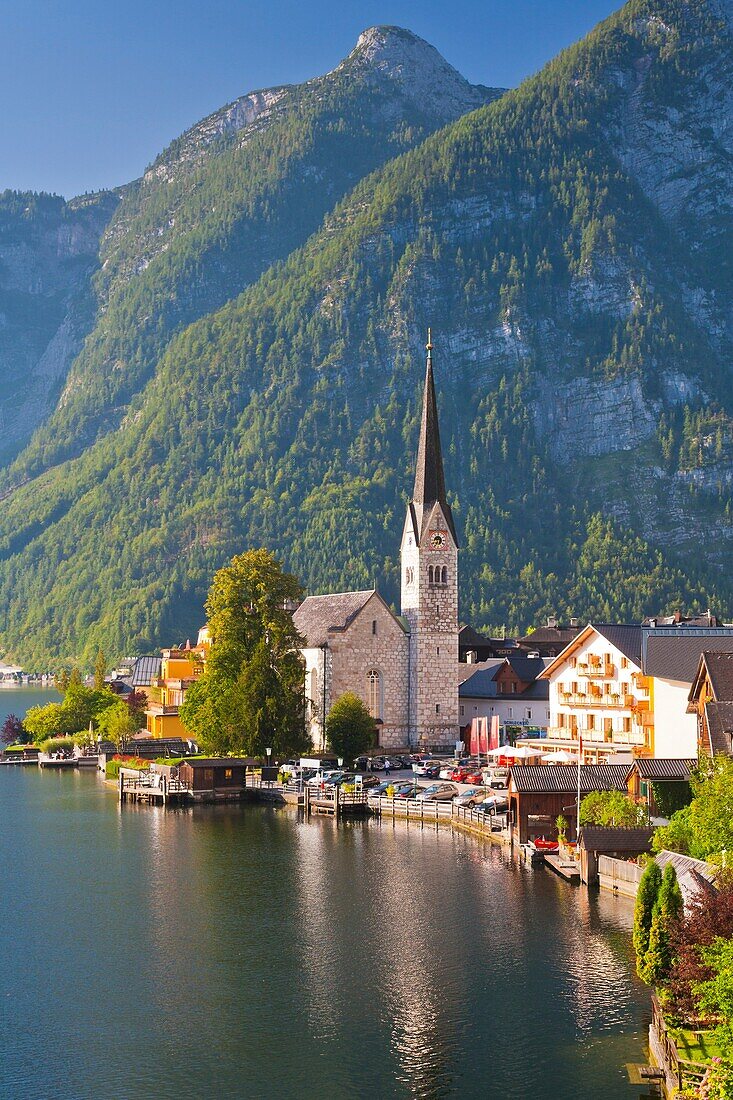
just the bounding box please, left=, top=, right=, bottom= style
left=507, top=744, right=545, bottom=759
left=485, top=745, right=509, bottom=757
left=541, top=749, right=579, bottom=764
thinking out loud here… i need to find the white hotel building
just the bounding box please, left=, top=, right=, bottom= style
left=538, top=623, right=651, bottom=759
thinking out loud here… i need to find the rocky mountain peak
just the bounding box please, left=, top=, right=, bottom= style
left=335, top=25, right=500, bottom=115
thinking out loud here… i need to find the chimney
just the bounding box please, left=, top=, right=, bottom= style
left=466, top=650, right=477, bottom=665
left=547, top=616, right=558, bottom=629
left=569, top=617, right=579, bottom=628
left=674, top=610, right=681, bottom=624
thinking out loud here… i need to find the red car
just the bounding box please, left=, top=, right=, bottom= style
left=463, top=770, right=485, bottom=786
left=450, top=766, right=472, bottom=782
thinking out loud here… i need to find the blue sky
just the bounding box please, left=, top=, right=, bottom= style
left=1, top=0, right=621, bottom=199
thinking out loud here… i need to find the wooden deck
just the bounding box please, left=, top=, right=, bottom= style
left=118, top=771, right=191, bottom=805
left=544, top=853, right=581, bottom=882
left=38, top=756, right=77, bottom=769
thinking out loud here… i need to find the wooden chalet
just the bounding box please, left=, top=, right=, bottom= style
left=625, top=757, right=695, bottom=816
left=688, top=651, right=733, bottom=757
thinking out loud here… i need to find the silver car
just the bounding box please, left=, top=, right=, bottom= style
left=455, top=788, right=488, bottom=808
left=417, top=783, right=457, bottom=802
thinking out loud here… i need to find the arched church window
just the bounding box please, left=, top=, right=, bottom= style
left=441, top=566, right=448, bottom=585
left=428, top=566, right=434, bottom=585
left=367, top=669, right=383, bottom=720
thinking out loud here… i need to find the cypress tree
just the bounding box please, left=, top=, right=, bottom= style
left=640, top=864, right=683, bottom=986
left=634, top=860, right=662, bottom=978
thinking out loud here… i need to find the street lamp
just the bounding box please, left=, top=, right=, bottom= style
left=337, top=757, right=344, bottom=769
left=265, top=746, right=272, bottom=787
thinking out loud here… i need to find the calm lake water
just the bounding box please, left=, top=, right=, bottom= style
left=0, top=690, right=653, bottom=1100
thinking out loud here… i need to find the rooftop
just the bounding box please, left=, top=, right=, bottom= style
left=578, top=826, right=654, bottom=852
left=704, top=702, right=733, bottom=756
left=509, top=764, right=629, bottom=794
left=628, top=758, right=696, bottom=781
left=293, top=589, right=383, bottom=647
left=644, top=632, right=733, bottom=683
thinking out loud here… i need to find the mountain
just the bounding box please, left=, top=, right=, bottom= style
left=0, top=189, right=117, bottom=463
left=4, top=27, right=501, bottom=483
left=2, top=2, right=733, bottom=667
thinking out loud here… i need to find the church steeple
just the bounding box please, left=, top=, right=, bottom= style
left=410, top=330, right=457, bottom=545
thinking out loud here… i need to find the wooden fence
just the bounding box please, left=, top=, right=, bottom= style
left=598, top=855, right=643, bottom=898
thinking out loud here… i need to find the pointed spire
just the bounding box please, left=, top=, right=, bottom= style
left=410, top=330, right=457, bottom=544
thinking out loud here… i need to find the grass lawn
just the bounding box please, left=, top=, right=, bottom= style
left=673, top=1028, right=722, bottom=1063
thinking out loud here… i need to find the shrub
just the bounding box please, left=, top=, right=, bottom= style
left=39, top=736, right=76, bottom=755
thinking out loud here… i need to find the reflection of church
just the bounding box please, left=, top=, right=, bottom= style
left=294, top=336, right=460, bottom=749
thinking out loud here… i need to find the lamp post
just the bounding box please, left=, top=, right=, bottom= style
left=265, top=746, right=272, bottom=787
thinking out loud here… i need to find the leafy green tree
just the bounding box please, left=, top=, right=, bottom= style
left=180, top=549, right=307, bottom=756
left=94, top=649, right=107, bottom=691
left=640, top=864, right=683, bottom=986
left=325, top=692, right=376, bottom=762
left=580, top=790, right=647, bottom=827
left=96, top=698, right=145, bottom=747
left=655, top=757, right=733, bottom=862
left=24, top=684, right=119, bottom=741
left=54, top=669, right=70, bottom=695
left=634, top=860, right=662, bottom=978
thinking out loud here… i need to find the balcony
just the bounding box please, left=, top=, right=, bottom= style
left=632, top=673, right=651, bottom=694
left=576, top=661, right=615, bottom=679
left=146, top=703, right=180, bottom=716
left=546, top=728, right=647, bottom=749
left=558, top=693, right=635, bottom=709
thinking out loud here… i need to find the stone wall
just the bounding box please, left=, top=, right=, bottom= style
left=328, top=593, right=410, bottom=748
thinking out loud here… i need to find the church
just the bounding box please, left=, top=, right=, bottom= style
left=293, top=335, right=460, bottom=751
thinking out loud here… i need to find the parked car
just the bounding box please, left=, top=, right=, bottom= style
left=370, top=757, right=387, bottom=771
left=439, top=765, right=456, bottom=780
left=306, top=770, right=344, bottom=787
left=478, top=796, right=509, bottom=815
left=450, top=766, right=473, bottom=782
left=487, top=774, right=509, bottom=790
left=414, top=761, right=440, bottom=778
left=417, top=783, right=458, bottom=802
left=394, top=783, right=422, bottom=799
left=353, top=756, right=369, bottom=771
left=455, top=788, right=488, bottom=808
left=383, top=756, right=406, bottom=770
left=357, top=773, right=380, bottom=789
left=368, top=780, right=412, bottom=799
left=463, top=770, right=485, bottom=786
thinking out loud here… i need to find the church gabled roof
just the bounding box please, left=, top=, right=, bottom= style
left=410, top=333, right=458, bottom=546
left=293, top=589, right=407, bottom=647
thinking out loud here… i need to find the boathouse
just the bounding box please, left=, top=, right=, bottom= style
left=577, top=826, right=654, bottom=885
left=508, top=764, right=630, bottom=843
left=175, top=757, right=254, bottom=802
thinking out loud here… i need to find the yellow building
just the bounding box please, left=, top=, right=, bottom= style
left=144, top=637, right=207, bottom=739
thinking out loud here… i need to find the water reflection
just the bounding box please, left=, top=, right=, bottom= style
left=0, top=770, right=650, bottom=1100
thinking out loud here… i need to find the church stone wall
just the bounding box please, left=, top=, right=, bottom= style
left=326, top=594, right=410, bottom=749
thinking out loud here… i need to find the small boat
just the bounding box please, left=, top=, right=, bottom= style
left=531, top=836, right=559, bottom=852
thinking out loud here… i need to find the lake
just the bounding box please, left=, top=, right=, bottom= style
left=0, top=690, right=653, bottom=1099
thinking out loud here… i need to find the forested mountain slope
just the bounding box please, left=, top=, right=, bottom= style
left=7, top=27, right=500, bottom=482
left=2, top=0, right=733, bottom=667
left=0, top=190, right=117, bottom=463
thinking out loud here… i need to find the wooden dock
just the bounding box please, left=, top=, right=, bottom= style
left=544, top=853, right=581, bottom=882
left=118, top=771, right=191, bottom=806
left=303, top=785, right=371, bottom=817
left=38, top=755, right=77, bottom=769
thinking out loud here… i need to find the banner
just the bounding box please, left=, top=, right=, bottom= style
left=490, top=715, right=500, bottom=750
